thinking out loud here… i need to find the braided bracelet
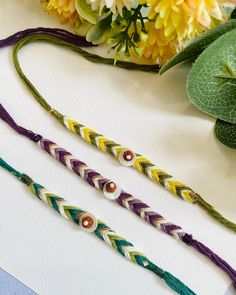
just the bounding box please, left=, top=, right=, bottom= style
left=0, top=156, right=196, bottom=295
left=1, top=104, right=236, bottom=290
left=5, top=32, right=235, bottom=233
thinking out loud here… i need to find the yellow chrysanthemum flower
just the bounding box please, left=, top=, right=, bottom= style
left=87, top=0, right=136, bottom=15
left=42, top=0, right=78, bottom=24
left=139, top=24, right=178, bottom=65
left=147, top=0, right=230, bottom=42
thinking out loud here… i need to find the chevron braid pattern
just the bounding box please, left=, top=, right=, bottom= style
left=27, top=182, right=155, bottom=269
left=62, top=116, right=196, bottom=203
left=0, top=159, right=195, bottom=295
left=39, top=137, right=187, bottom=241
left=59, top=115, right=236, bottom=233
left=28, top=181, right=148, bottom=263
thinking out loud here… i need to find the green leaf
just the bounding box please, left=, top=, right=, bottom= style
left=215, top=119, right=236, bottom=149
left=224, top=7, right=234, bottom=17
left=159, top=19, right=236, bottom=75
left=75, top=0, right=97, bottom=24
left=187, top=28, right=236, bottom=124
left=86, top=14, right=112, bottom=44
left=231, top=8, right=236, bottom=19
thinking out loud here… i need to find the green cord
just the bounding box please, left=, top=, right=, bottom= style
left=13, top=33, right=159, bottom=73
left=0, top=157, right=22, bottom=179
left=12, top=33, right=159, bottom=118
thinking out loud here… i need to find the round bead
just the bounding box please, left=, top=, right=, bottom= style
left=79, top=213, right=98, bottom=233
left=105, top=181, right=117, bottom=193
left=103, top=181, right=121, bottom=200
left=118, top=149, right=136, bottom=167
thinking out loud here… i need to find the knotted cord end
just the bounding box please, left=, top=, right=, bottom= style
left=49, top=108, right=64, bottom=123
left=29, top=133, right=42, bottom=143
left=189, top=192, right=200, bottom=203
left=20, top=173, right=33, bottom=186
left=145, top=260, right=165, bottom=278
left=182, top=234, right=193, bottom=246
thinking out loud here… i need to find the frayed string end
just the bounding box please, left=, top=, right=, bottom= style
left=183, top=233, right=236, bottom=288
left=146, top=261, right=196, bottom=295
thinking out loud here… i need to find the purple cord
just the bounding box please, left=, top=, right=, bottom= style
left=0, top=102, right=236, bottom=288
left=0, top=104, right=42, bottom=142
left=0, top=27, right=93, bottom=48
left=183, top=234, right=236, bottom=286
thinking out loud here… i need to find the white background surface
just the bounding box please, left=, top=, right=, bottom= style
left=0, top=1, right=236, bottom=294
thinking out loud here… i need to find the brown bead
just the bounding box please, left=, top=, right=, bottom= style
left=105, top=181, right=117, bottom=193
left=82, top=216, right=94, bottom=229
left=123, top=150, right=134, bottom=162
left=118, top=149, right=136, bottom=167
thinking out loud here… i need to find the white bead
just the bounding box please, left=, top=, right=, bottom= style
left=103, top=181, right=121, bottom=200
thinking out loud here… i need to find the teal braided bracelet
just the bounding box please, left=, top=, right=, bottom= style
left=0, top=156, right=196, bottom=295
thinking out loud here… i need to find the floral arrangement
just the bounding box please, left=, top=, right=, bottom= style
left=40, top=2, right=236, bottom=149
left=41, top=0, right=235, bottom=65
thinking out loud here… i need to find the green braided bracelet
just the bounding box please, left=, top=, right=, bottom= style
left=11, top=33, right=236, bottom=233
left=0, top=157, right=196, bottom=295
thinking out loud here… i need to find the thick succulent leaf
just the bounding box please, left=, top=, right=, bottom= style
left=159, top=19, right=236, bottom=75
left=86, top=14, right=112, bottom=44
left=75, top=0, right=97, bottom=24
left=215, top=119, right=236, bottom=149
left=187, top=29, right=236, bottom=123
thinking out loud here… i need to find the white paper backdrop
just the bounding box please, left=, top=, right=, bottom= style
left=0, top=1, right=236, bottom=294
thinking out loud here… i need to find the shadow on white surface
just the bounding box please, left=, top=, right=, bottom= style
left=224, top=284, right=235, bottom=295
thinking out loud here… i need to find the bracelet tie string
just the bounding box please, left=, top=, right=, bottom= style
left=0, top=28, right=159, bottom=72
